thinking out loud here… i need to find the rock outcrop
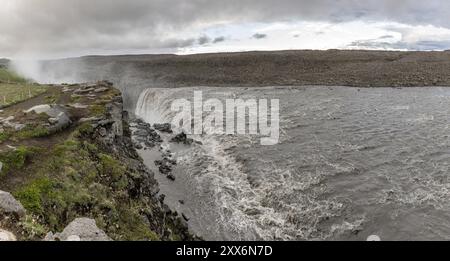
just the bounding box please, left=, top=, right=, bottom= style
left=45, top=218, right=111, bottom=241
left=0, top=190, right=26, bottom=218
left=0, top=229, right=16, bottom=241
left=24, top=104, right=71, bottom=132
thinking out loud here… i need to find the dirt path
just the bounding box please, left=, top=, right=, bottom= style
left=0, top=86, right=77, bottom=190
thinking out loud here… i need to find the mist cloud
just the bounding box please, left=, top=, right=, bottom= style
left=1, top=0, right=450, bottom=58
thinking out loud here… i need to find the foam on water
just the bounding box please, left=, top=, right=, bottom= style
left=134, top=86, right=450, bottom=241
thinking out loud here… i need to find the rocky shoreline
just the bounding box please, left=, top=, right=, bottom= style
left=0, top=82, right=197, bottom=241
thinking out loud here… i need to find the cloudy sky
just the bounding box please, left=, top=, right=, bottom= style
left=1, top=0, right=450, bottom=58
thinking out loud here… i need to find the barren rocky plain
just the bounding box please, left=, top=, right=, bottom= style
left=45, top=50, right=450, bottom=88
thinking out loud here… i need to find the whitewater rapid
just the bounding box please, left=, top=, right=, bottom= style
left=134, top=86, right=450, bottom=241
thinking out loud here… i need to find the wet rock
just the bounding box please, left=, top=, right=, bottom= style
left=155, top=160, right=173, bottom=175
left=158, top=194, right=166, bottom=203
left=45, top=218, right=111, bottom=241
left=153, top=123, right=173, bottom=133
left=134, top=129, right=149, bottom=137
left=133, top=142, right=143, bottom=150
left=167, top=174, right=176, bottom=181
left=170, top=132, right=193, bottom=145
left=0, top=190, right=26, bottom=218
left=0, top=229, right=16, bottom=241
left=131, top=120, right=163, bottom=148
left=162, top=204, right=171, bottom=214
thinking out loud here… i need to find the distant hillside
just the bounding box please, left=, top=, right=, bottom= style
left=0, top=58, right=9, bottom=68
left=0, top=67, right=26, bottom=83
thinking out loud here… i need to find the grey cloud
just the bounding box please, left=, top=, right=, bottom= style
left=1, top=0, right=450, bottom=57
left=253, top=33, right=267, bottom=39
left=213, top=36, right=226, bottom=43
left=198, top=36, right=211, bottom=45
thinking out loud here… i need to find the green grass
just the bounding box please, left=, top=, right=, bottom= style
left=0, top=68, right=26, bottom=84
left=0, top=125, right=51, bottom=144
left=0, top=146, right=38, bottom=177
left=89, top=104, right=107, bottom=116
left=13, top=135, right=163, bottom=240
left=15, top=125, right=50, bottom=140
left=14, top=177, right=54, bottom=213
left=0, top=83, right=48, bottom=107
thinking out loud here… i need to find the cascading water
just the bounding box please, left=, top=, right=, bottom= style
left=133, top=86, right=450, bottom=241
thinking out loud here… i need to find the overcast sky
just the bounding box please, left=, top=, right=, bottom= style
left=1, top=0, right=450, bottom=58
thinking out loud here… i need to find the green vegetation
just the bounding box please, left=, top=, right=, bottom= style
left=0, top=83, right=48, bottom=107
left=0, top=68, right=26, bottom=84
left=0, top=146, right=38, bottom=177
left=19, top=215, right=48, bottom=238
left=13, top=132, right=162, bottom=241
left=0, top=131, right=12, bottom=143
left=89, top=104, right=107, bottom=116
left=45, top=95, right=57, bottom=104
left=0, top=84, right=187, bottom=241
left=15, top=125, right=50, bottom=140
left=14, top=177, right=54, bottom=213
left=0, top=68, right=48, bottom=107
left=0, top=125, right=51, bottom=144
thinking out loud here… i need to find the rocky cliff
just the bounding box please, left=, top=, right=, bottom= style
left=0, top=82, right=195, bottom=241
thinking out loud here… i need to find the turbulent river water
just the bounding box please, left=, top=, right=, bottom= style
left=133, top=86, right=450, bottom=241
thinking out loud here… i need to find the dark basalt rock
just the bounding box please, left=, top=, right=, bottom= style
left=153, top=123, right=173, bottom=133
left=170, top=132, right=194, bottom=145
left=131, top=119, right=163, bottom=149
left=87, top=97, right=196, bottom=240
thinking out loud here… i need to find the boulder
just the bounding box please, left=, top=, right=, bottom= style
left=0, top=229, right=16, bottom=241
left=45, top=218, right=111, bottom=241
left=24, top=104, right=71, bottom=131
left=0, top=191, right=26, bottom=218
left=170, top=132, right=194, bottom=145
left=24, top=105, right=51, bottom=114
